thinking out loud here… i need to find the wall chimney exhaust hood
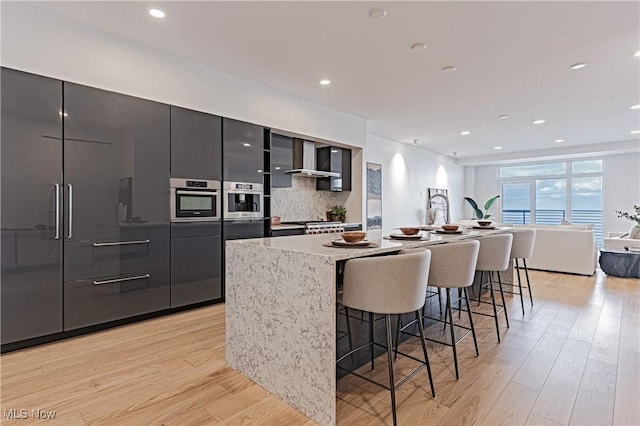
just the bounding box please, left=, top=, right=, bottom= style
left=284, top=139, right=340, bottom=178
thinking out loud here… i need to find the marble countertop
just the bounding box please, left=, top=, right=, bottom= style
left=226, top=227, right=511, bottom=261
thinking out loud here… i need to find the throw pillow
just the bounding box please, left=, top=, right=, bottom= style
left=629, top=226, right=640, bottom=239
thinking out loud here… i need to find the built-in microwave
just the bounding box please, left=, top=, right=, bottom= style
left=170, top=178, right=221, bottom=222
left=223, top=181, right=263, bottom=219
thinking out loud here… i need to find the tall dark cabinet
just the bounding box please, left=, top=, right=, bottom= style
left=171, top=106, right=222, bottom=180
left=62, top=83, right=171, bottom=330
left=1, top=68, right=64, bottom=344
left=170, top=106, right=222, bottom=307
left=222, top=118, right=264, bottom=183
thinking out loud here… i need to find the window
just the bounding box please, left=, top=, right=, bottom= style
left=500, top=159, right=603, bottom=246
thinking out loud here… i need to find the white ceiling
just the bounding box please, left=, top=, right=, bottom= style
left=29, top=1, right=640, bottom=158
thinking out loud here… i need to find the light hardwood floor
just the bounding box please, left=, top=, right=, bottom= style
left=1, top=270, right=638, bottom=425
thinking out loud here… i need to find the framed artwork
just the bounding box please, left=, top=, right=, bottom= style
left=427, top=187, right=450, bottom=225
left=366, top=162, right=382, bottom=229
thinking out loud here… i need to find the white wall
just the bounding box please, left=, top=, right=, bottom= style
left=465, top=152, right=640, bottom=237
left=0, top=3, right=367, bottom=149
left=365, top=134, right=465, bottom=234
left=603, top=153, right=640, bottom=235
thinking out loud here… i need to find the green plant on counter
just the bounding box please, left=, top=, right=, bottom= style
left=464, top=195, right=500, bottom=219
left=330, top=205, right=347, bottom=222
left=613, top=204, right=640, bottom=226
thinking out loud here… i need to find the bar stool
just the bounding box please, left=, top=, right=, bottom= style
left=508, top=228, right=536, bottom=314
left=473, top=233, right=513, bottom=343
left=396, top=241, right=480, bottom=380
left=337, top=249, right=435, bottom=426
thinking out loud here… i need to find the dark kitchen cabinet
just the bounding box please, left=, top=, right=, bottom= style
left=64, top=269, right=170, bottom=330
left=63, top=83, right=171, bottom=329
left=1, top=68, right=64, bottom=344
left=271, top=134, right=293, bottom=188
left=223, top=219, right=265, bottom=241
left=170, top=222, right=222, bottom=307
left=171, top=106, right=222, bottom=180
left=316, top=146, right=352, bottom=191
left=223, top=118, right=264, bottom=183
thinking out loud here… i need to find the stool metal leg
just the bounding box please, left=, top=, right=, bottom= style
left=523, top=258, right=534, bottom=306
left=497, top=271, right=510, bottom=328
left=463, top=287, right=479, bottom=356
left=446, top=289, right=460, bottom=380
left=515, top=258, right=525, bottom=315
left=385, top=314, right=398, bottom=426
left=344, top=306, right=354, bottom=353
left=478, top=271, right=484, bottom=307
left=369, top=312, right=375, bottom=371
left=415, top=310, right=436, bottom=397
left=488, top=271, right=501, bottom=343
left=443, top=290, right=450, bottom=331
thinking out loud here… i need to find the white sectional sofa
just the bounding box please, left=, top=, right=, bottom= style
left=604, top=232, right=640, bottom=250
left=514, top=224, right=597, bottom=275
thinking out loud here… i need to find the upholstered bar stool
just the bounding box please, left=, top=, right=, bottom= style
left=473, top=233, right=513, bottom=343
left=396, top=241, right=480, bottom=380
left=508, top=228, right=536, bottom=314
left=337, top=249, right=435, bottom=426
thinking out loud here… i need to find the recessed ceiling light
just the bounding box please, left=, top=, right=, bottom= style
left=555, top=139, right=565, bottom=143
left=243, top=143, right=251, bottom=147
left=631, top=104, right=640, bottom=110
left=58, top=111, right=68, bottom=117
left=441, top=66, right=456, bottom=72
left=319, top=79, right=331, bottom=86
left=149, top=8, right=166, bottom=19
left=570, top=62, right=587, bottom=70
left=410, top=43, right=427, bottom=52
left=257, top=169, right=263, bottom=173
left=635, top=51, right=640, bottom=57
left=494, top=146, right=503, bottom=150
left=274, top=166, right=281, bottom=170
left=368, top=7, right=387, bottom=19
left=631, top=130, right=640, bottom=134
left=533, top=119, right=546, bottom=125
left=498, top=114, right=509, bottom=119
left=460, top=131, right=470, bottom=136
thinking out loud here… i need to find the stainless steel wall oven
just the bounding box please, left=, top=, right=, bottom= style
left=170, top=178, right=221, bottom=222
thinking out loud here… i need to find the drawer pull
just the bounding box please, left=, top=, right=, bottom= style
left=93, top=240, right=150, bottom=247
left=93, top=274, right=151, bottom=285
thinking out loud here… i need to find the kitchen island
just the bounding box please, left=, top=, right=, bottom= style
left=225, top=228, right=512, bottom=425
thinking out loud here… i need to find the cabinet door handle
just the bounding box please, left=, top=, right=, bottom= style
left=92, top=240, right=150, bottom=247
left=54, top=183, right=60, bottom=240
left=67, top=184, right=73, bottom=239
left=93, top=273, right=151, bottom=286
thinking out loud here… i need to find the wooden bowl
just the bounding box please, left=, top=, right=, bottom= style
left=400, top=227, right=420, bottom=235
left=342, top=231, right=366, bottom=243
left=477, top=220, right=492, bottom=227
left=441, top=225, right=459, bottom=232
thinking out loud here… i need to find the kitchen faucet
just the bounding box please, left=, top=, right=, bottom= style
left=427, top=193, right=451, bottom=224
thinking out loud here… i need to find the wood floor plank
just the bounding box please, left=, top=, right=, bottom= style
left=530, top=338, right=591, bottom=424
left=613, top=349, right=640, bottom=426
left=478, top=381, right=539, bottom=426
left=568, top=358, right=617, bottom=425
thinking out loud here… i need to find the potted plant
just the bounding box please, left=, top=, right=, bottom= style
left=329, top=205, right=347, bottom=222
left=613, top=204, right=640, bottom=239
left=464, top=195, right=500, bottom=219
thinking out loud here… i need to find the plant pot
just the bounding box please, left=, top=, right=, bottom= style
left=326, top=211, right=332, bottom=222
left=331, top=215, right=344, bottom=223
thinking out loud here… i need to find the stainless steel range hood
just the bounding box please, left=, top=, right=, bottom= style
left=284, top=139, right=340, bottom=178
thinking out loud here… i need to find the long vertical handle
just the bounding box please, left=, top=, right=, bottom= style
left=67, top=184, right=73, bottom=239
left=54, top=183, right=60, bottom=240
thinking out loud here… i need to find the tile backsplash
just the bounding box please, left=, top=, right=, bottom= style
left=271, top=177, right=337, bottom=222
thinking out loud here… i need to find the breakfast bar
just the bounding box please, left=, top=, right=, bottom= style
left=225, top=227, right=512, bottom=425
